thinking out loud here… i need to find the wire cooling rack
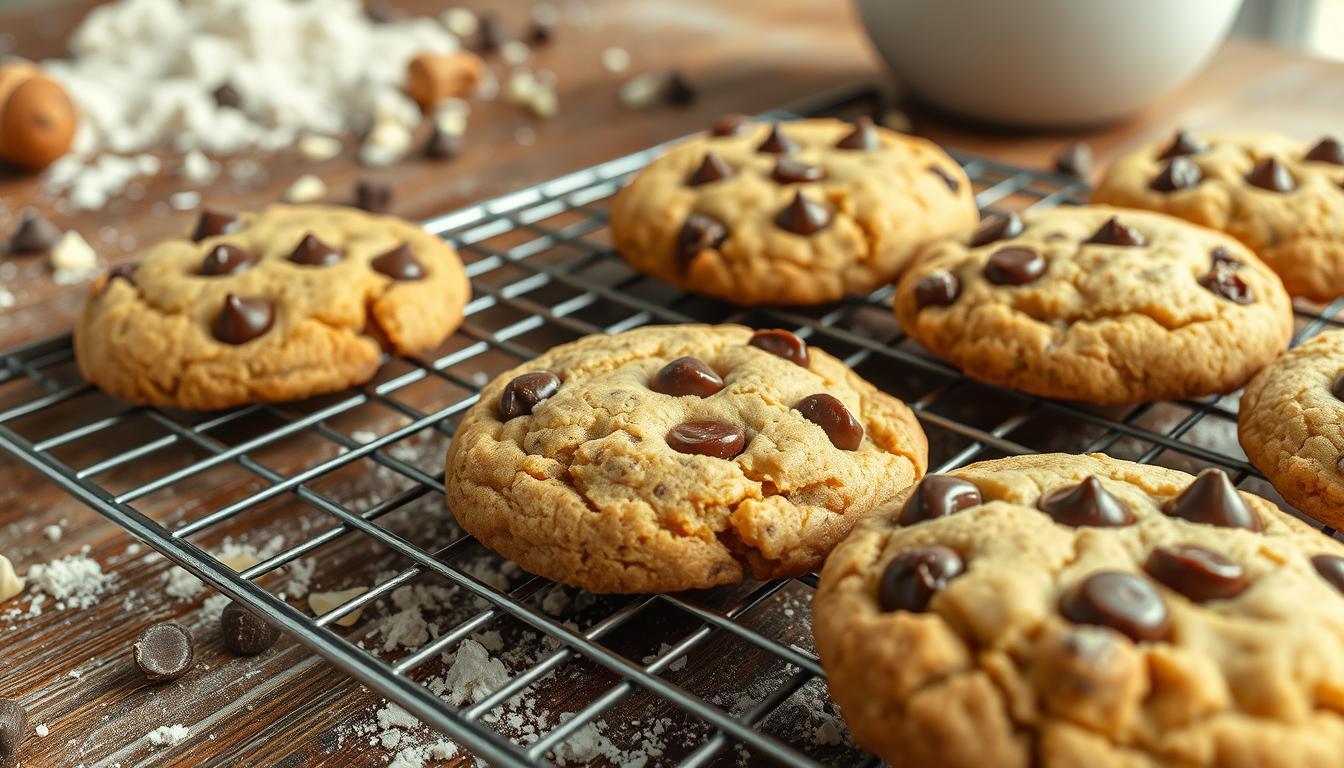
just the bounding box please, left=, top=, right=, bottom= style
left=4, top=89, right=1344, bottom=766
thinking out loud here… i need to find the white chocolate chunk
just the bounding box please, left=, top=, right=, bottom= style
left=309, top=587, right=369, bottom=627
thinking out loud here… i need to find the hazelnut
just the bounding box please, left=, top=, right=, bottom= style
left=0, top=65, right=77, bottom=171
left=405, top=52, right=484, bottom=110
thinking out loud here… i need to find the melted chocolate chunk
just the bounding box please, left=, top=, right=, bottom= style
left=836, top=116, right=880, bottom=150
left=1332, top=374, right=1344, bottom=402
left=8, top=209, right=61, bottom=254
left=1053, top=142, right=1092, bottom=178
left=213, top=82, right=242, bottom=110
left=914, top=272, right=960, bottom=309
left=107, top=261, right=139, bottom=287
left=1312, top=555, right=1344, bottom=594
left=688, top=152, right=732, bottom=186
left=969, top=212, right=1024, bottom=248
left=134, top=622, right=195, bottom=682
left=371, top=243, right=426, bottom=281
left=220, top=602, right=280, bottom=655
left=1305, top=136, right=1344, bottom=165
left=928, top=165, right=960, bottom=192
left=984, top=246, right=1045, bottom=286
left=1059, top=571, right=1170, bottom=642
left=796, top=393, right=863, bottom=451
left=1145, top=545, right=1248, bottom=603
left=666, top=420, right=746, bottom=459
left=650, top=356, right=724, bottom=397
left=199, top=244, right=256, bottom=276
left=355, top=179, right=392, bottom=213
left=775, top=192, right=830, bottom=235
left=1198, top=267, right=1254, bottom=304
left=1162, top=468, right=1261, bottom=531
left=1157, top=130, right=1206, bottom=160
left=1084, top=217, right=1147, bottom=247
left=192, top=209, right=242, bottom=242
left=212, top=294, right=274, bottom=345
left=757, top=125, right=800, bottom=154
left=288, top=234, right=342, bottom=266
left=1150, top=156, right=1202, bottom=192
left=0, top=698, right=27, bottom=767
left=676, top=213, right=727, bottom=267
left=711, top=114, right=751, bottom=137
left=1039, top=476, right=1135, bottom=527
left=1210, top=246, right=1243, bottom=270
left=748, top=329, right=809, bottom=368
left=877, top=546, right=964, bottom=612
left=899, top=474, right=981, bottom=525
left=771, top=158, right=824, bottom=184
left=1245, top=157, right=1295, bottom=193
left=498, top=371, right=560, bottom=420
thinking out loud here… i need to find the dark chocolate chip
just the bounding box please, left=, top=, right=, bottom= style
left=1210, top=246, right=1243, bottom=270
left=688, top=152, right=732, bottom=186
left=288, top=234, right=341, bottom=267
left=666, top=419, right=746, bottom=459
left=527, top=19, right=554, bottom=45
left=664, top=70, right=696, bottom=106
left=1305, top=136, right=1344, bottom=165
left=1150, top=156, right=1202, bottom=192
left=1311, top=554, right=1344, bottom=594
left=1332, top=374, right=1344, bottom=402
left=371, top=243, right=426, bottom=281
left=835, top=116, right=879, bottom=150
left=1162, top=468, right=1261, bottom=531
left=748, top=329, right=809, bottom=368
left=1145, top=545, right=1248, bottom=603
left=775, top=192, right=830, bottom=235
left=107, top=261, right=139, bottom=287
left=498, top=371, right=561, bottom=420
left=796, top=393, right=863, bottom=450
left=0, top=698, right=27, bottom=767
left=877, top=546, right=964, bottom=612
left=1084, top=217, right=1146, bottom=247
left=8, top=209, right=61, bottom=254
left=212, top=293, right=274, bottom=345
left=425, top=128, right=461, bottom=160
left=771, top=158, right=824, bottom=185
left=757, top=125, right=799, bottom=155
left=355, top=179, right=392, bottom=213
left=984, top=246, right=1045, bottom=286
left=915, top=272, right=960, bottom=309
left=220, top=601, right=280, bottom=655
left=650, top=356, right=724, bottom=397
left=969, top=212, right=1024, bottom=248
left=199, top=244, right=257, bottom=276
left=192, top=210, right=242, bottom=242
left=1157, top=130, right=1205, bottom=160
left=711, top=114, right=751, bottom=137
left=1039, top=476, right=1135, bottom=528
left=134, top=622, right=195, bottom=682
left=365, top=1, right=396, bottom=23
left=899, top=474, right=981, bottom=525
left=478, top=13, right=505, bottom=51
left=928, top=165, right=960, bottom=192
left=676, top=213, right=727, bottom=267
left=1198, top=267, right=1254, bottom=304
left=213, top=83, right=242, bottom=110
left=1245, top=157, right=1295, bottom=193
left=1053, top=142, right=1092, bottom=178
left=1060, top=571, right=1169, bottom=642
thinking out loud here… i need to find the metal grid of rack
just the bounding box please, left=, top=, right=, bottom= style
left=4, top=92, right=1344, bottom=766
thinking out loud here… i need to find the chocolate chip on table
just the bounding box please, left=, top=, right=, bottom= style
left=199, top=244, right=257, bottom=276
left=771, top=158, right=824, bottom=184
left=775, top=191, right=830, bottom=235
left=927, top=165, right=960, bottom=192
left=1304, top=136, right=1344, bottom=165
left=711, top=114, right=751, bottom=137
left=1053, top=142, right=1092, bottom=178
left=1245, top=157, right=1295, bottom=193
left=747, top=328, right=809, bottom=368
left=984, top=246, right=1045, bottom=286
left=877, top=546, right=964, bottom=612
left=192, top=209, right=242, bottom=242
left=212, top=82, right=242, bottom=110
left=220, top=601, right=280, bottom=656
left=288, top=233, right=342, bottom=266
left=527, top=18, right=554, bottom=45
left=914, top=272, right=960, bottom=309
left=0, top=698, right=27, bottom=767
left=1039, top=476, right=1135, bottom=527
left=666, top=419, right=746, bottom=459
left=355, top=179, right=392, bottom=213
left=1156, top=129, right=1206, bottom=160
left=756, top=124, right=799, bottom=154
left=676, top=213, right=728, bottom=267
left=1145, top=545, right=1248, bottom=602
left=498, top=371, right=561, bottom=420
left=213, top=293, right=275, bottom=345
left=1060, top=571, right=1170, bottom=642
left=1311, top=554, right=1344, bottom=593
left=1210, top=246, right=1243, bottom=270
left=687, top=152, right=732, bottom=186
left=1084, top=216, right=1146, bottom=247
left=371, top=243, right=426, bottom=281
left=796, top=393, right=863, bottom=450
left=650, top=356, right=724, bottom=397
left=8, top=209, right=61, bottom=254
left=134, top=622, right=195, bottom=682
left=1162, top=468, right=1261, bottom=531
left=1150, top=156, right=1202, bottom=192
left=970, top=212, right=1025, bottom=248
left=425, top=128, right=461, bottom=160
left=1198, top=267, right=1254, bottom=304
left=477, top=13, right=505, bottom=52
left=899, top=474, right=981, bottom=525
left=663, top=70, right=696, bottom=106
left=835, top=116, right=879, bottom=150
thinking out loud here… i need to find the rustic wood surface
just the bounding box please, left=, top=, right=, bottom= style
left=3, top=0, right=1344, bottom=766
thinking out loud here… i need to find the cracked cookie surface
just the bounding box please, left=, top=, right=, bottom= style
left=609, top=117, right=977, bottom=306
left=74, top=204, right=469, bottom=409
left=814, top=452, right=1344, bottom=768
left=894, top=205, right=1293, bottom=404
left=1092, top=131, right=1344, bottom=302
left=443, top=324, right=928, bottom=593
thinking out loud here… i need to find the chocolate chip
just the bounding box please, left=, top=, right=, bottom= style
left=835, top=116, right=879, bottom=150
left=213, top=82, right=242, bottom=110
left=220, top=602, right=280, bottom=655
left=1039, top=476, right=1135, bottom=527
left=355, top=179, right=392, bottom=213
left=1053, top=142, right=1092, bottom=178
left=796, top=393, right=863, bottom=450
left=365, top=1, right=397, bottom=23
left=1162, top=468, right=1261, bottom=531
left=650, top=356, right=724, bottom=397
left=688, top=152, right=732, bottom=186
left=1157, top=130, right=1205, bottom=160
left=666, top=420, right=746, bottom=459
left=771, top=158, right=824, bottom=184
left=1145, top=545, right=1248, bottom=603
left=1060, top=572, right=1169, bottom=642
left=757, top=124, right=799, bottom=154
left=676, top=213, right=727, bottom=267
left=928, top=165, right=960, bottom=192
left=192, top=210, right=242, bottom=242
left=1150, top=156, right=1202, bottom=192
left=1198, top=267, right=1254, bottom=304
left=775, top=192, right=830, bottom=235
left=527, top=19, right=554, bottom=45
left=748, top=329, right=809, bottom=367
left=915, top=272, right=960, bottom=309
left=199, top=244, right=256, bottom=276
left=499, top=371, right=561, bottom=420
left=288, top=234, right=342, bottom=266
left=664, top=70, right=696, bottom=106
left=134, top=622, right=195, bottom=682
left=1084, top=217, right=1146, bottom=247
left=1332, top=374, right=1344, bottom=402
left=478, top=13, right=505, bottom=51
left=711, top=114, right=751, bottom=137
left=877, top=546, right=964, bottom=612
left=371, top=243, right=426, bottom=281
left=1305, top=136, right=1344, bottom=165
left=1210, top=246, right=1243, bottom=270
left=1311, top=554, right=1344, bottom=594
left=107, top=261, right=139, bottom=287
left=1245, top=157, right=1295, bottom=193
left=0, top=698, right=27, bottom=766
left=899, top=474, right=981, bottom=525
left=212, top=293, right=274, bottom=345
left=969, top=212, right=1024, bottom=248
left=984, top=246, right=1045, bottom=286
left=8, top=209, right=61, bottom=254
left=425, top=128, right=461, bottom=160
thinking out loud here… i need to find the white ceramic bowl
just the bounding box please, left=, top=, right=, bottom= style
left=854, top=0, right=1243, bottom=127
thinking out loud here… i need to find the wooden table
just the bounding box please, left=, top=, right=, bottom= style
left=3, top=1, right=1344, bottom=765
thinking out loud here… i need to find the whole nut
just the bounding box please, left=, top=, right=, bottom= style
left=405, top=52, right=484, bottom=110
left=0, top=66, right=77, bottom=171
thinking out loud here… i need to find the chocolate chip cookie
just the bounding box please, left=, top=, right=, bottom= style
left=894, top=205, right=1293, bottom=404
left=443, top=324, right=928, bottom=593
left=75, top=205, right=469, bottom=409
left=1092, top=131, right=1344, bottom=302
left=814, top=452, right=1344, bottom=768
left=609, top=117, right=977, bottom=306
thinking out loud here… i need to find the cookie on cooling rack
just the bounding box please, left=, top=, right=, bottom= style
left=814, top=452, right=1344, bottom=768
left=1092, top=130, right=1344, bottom=302
left=75, top=205, right=469, bottom=410
left=443, top=323, right=928, bottom=593
left=893, top=205, right=1293, bottom=404
left=608, top=116, right=978, bottom=306
left=1240, top=329, right=1344, bottom=529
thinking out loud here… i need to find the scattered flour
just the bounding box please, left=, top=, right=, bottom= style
left=437, top=639, right=509, bottom=707
left=27, top=555, right=113, bottom=610
left=146, top=724, right=189, bottom=747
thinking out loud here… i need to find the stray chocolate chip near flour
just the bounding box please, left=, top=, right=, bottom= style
left=8, top=209, right=62, bottom=255
left=221, top=601, right=280, bottom=655
left=134, top=622, right=195, bottom=682
left=0, top=698, right=27, bottom=767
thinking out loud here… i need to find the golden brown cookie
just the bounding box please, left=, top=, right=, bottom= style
left=609, top=117, right=977, bottom=306
left=894, top=205, right=1293, bottom=404
left=814, top=452, right=1344, bottom=768
left=443, top=324, right=928, bottom=593
left=75, top=205, right=469, bottom=409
